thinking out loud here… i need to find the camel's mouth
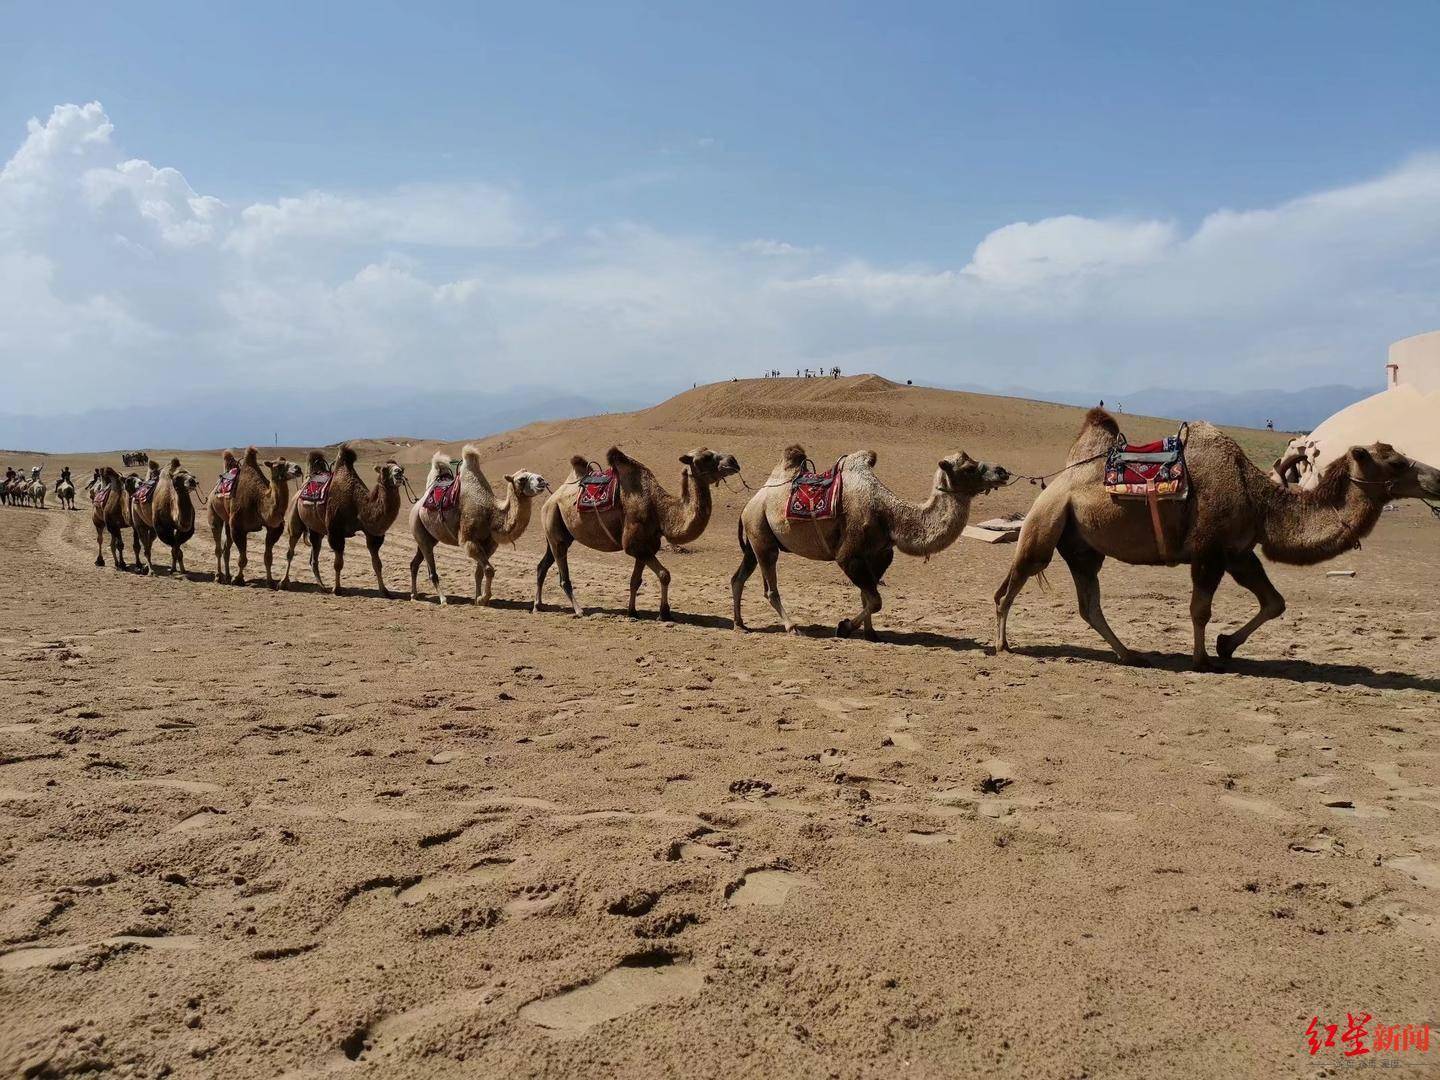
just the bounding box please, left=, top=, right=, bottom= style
left=718, top=455, right=741, bottom=478
left=981, top=464, right=1010, bottom=491
left=1417, top=462, right=1440, bottom=498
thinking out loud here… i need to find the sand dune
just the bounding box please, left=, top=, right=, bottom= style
left=2, top=378, right=1437, bottom=1078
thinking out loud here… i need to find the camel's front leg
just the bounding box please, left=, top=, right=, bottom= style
left=111, top=525, right=127, bottom=570
left=463, top=541, right=487, bottom=605
left=280, top=523, right=301, bottom=589
left=643, top=555, right=672, bottom=620
left=533, top=547, right=554, bottom=612
left=331, top=534, right=347, bottom=596
left=131, top=525, right=143, bottom=572
left=211, top=520, right=225, bottom=582
left=626, top=557, right=645, bottom=617
left=836, top=556, right=882, bottom=641
left=1056, top=539, right=1147, bottom=667
left=366, top=533, right=389, bottom=598
left=233, top=529, right=249, bottom=586
left=263, top=524, right=283, bottom=588
left=552, top=537, right=582, bottom=616
left=172, top=544, right=185, bottom=576
left=1188, top=556, right=1226, bottom=672
left=730, top=539, right=758, bottom=631
left=757, top=546, right=795, bottom=634
left=307, top=531, right=323, bottom=588
left=1217, top=550, right=1285, bottom=662
left=94, top=524, right=105, bottom=568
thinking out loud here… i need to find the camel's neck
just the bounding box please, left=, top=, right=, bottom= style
left=173, top=483, right=194, bottom=530
left=655, top=469, right=712, bottom=544
left=359, top=478, right=401, bottom=534
left=490, top=484, right=534, bottom=543
left=882, top=482, right=974, bottom=557
left=264, top=476, right=291, bottom=524
left=1256, top=469, right=1386, bottom=565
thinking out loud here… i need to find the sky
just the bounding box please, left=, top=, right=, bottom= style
left=4, top=1, right=1440, bottom=435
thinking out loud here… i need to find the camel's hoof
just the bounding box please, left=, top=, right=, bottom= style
left=785, top=626, right=799, bottom=636
left=659, top=606, right=672, bottom=622
left=733, top=621, right=748, bottom=633
left=1216, top=634, right=1238, bottom=661
left=379, top=589, right=391, bottom=600
left=863, top=629, right=879, bottom=643
left=836, top=619, right=853, bottom=639
left=95, top=558, right=104, bottom=568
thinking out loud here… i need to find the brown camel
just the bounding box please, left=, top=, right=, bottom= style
left=125, top=461, right=163, bottom=574
left=733, top=445, right=1009, bottom=639
left=208, top=447, right=301, bottom=587
left=139, top=458, right=203, bottom=575
left=409, top=447, right=549, bottom=605
left=535, top=445, right=740, bottom=620
left=281, top=445, right=409, bottom=596
left=994, top=408, right=1440, bottom=670
left=90, top=467, right=130, bottom=569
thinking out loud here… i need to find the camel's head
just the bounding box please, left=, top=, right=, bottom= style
left=1345, top=444, right=1440, bottom=500
left=374, top=461, right=407, bottom=488
left=937, top=452, right=1009, bottom=496
left=503, top=470, right=550, bottom=498
left=263, top=458, right=302, bottom=483
left=175, top=468, right=200, bottom=493
left=681, top=448, right=741, bottom=485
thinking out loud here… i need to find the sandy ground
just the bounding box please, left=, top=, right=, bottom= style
left=2, top=378, right=1438, bottom=1078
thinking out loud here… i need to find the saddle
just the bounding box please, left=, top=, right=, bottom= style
left=576, top=467, right=618, bottom=513
left=298, top=472, right=333, bottom=506
left=212, top=467, right=239, bottom=499
left=91, top=488, right=111, bottom=510
left=1103, top=425, right=1189, bottom=562
left=786, top=458, right=844, bottom=521
left=131, top=476, right=158, bottom=505
left=423, top=474, right=460, bottom=513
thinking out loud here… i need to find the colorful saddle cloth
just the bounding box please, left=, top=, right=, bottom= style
left=786, top=459, right=844, bottom=520
left=91, top=487, right=111, bottom=510
left=212, top=468, right=239, bottom=499
left=1103, top=434, right=1188, bottom=499
left=577, top=468, right=618, bottom=513
left=299, top=472, right=333, bottom=505
left=131, top=476, right=158, bottom=505
left=423, top=474, right=460, bottom=513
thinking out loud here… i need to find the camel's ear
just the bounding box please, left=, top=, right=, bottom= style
left=503, top=474, right=514, bottom=484
left=1350, top=447, right=1372, bottom=465
left=679, top=454, right=694, bottom=466
left=374, top=465, right=383, bottom=474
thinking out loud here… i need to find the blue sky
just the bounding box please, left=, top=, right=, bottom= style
left=4, top=2, right=1440, bottom=422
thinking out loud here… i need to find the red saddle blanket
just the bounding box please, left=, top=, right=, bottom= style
left=786, top=460, right=844, bottom=520
left=424, top=475, right=460, bottom=513
left=577, top=468, right=617, bottom=513
left=299, top=472, right=332, bottom=505
left=1103, top=435, right=1188, bottom=499
left=91, top=488, right=111, bottom=510
left=212, top=468, right=239, bottom=499
left=131, top=477, right=158, bottom=505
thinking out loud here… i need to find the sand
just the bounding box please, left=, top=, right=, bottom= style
left=2, top=378, right=1438, bottom=1078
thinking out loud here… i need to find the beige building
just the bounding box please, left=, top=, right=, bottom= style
left=1287, top=331, right=1440, bottom=486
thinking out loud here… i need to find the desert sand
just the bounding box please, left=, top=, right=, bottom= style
left=2, top=377, right=1438, bottom=1078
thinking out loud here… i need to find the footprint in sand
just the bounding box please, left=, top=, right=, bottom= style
left=0, top=934, right=200, bottom=972
left=172, top=807, right=229, bottom=833
left=504, top=882, right=566, bottom=917
left=335, top=805, right=423, bottom=825
left=518, top=952, right=703, bottom=1036
left=670, top=840, right=733, bottom=862
left=397, top=861, right=514, bottom=906
left=1386, top=854, right=1440, bottom=891
left=904, top=829, right=952, bottom=845
left=1218, top=794, right=1290, bottom=821
left=335, top=987, right=492, bottom=1064
left=725, top=868, right=816, bottom=907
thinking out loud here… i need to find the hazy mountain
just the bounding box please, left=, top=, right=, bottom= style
left=0, top=385, right=655, bottom=454
left=955, top=382, right=1374, bottom=432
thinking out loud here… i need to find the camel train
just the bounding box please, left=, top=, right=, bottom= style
left=7, top=407, right=1440, bottom=670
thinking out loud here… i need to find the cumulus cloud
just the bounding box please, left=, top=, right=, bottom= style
left=3, top=101, right=1440, bottom=428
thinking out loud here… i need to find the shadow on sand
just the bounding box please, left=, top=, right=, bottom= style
left=1013, top=642, right=1440, bottom=693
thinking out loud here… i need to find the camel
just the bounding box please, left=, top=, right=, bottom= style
left=732, top=446, right=1009, bottom=639
left=535, top=446, right=740, bottom=620
left=282, top=445, right=409, bottom=596
left=409, top=446, right=549, bottom=605
left=55, top=469, right=76, bottom=511
left=994, top=408, right=1440, bottom=670
left=147, top=458, right=203, bottom=575
left=26, top=467, right=45, bottom=509
left=208, top=448, right=301, bottom=587
left=90, top=467, right=129, bottom=569
left=1, top=469, right=18, bottom=506
left=125, top=461, right=163, bottom=573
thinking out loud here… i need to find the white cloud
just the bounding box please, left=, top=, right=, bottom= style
left=4, top=101, right=1440, bottom=424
